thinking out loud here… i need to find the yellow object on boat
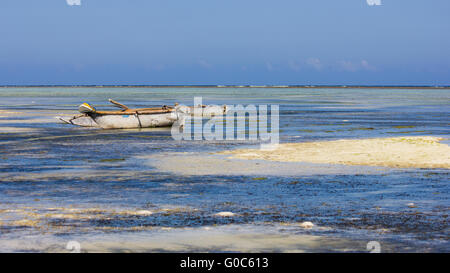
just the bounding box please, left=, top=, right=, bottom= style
left=78, top=103, right=96, bottom=113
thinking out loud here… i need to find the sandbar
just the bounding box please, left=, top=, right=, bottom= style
left=220, top=137, right=450, bottom=169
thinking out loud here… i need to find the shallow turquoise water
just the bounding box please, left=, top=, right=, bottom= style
left=0, top=87, right=449, bottom=252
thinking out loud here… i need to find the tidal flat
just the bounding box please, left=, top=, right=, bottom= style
left=0, top=87, right=449, bottom=252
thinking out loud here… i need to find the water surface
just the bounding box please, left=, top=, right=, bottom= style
left=0, top=87, right=448, bottom=252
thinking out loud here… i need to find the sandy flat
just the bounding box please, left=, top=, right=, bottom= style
left=148, top=153, right=388, bottom=176
left=79, top=226, right=368, bottom=253
left=0, top=126, right=42, bottom=133
left=220, top=136, right=450, bottom=169
left=0, top=224, right=391, bottom=253
left=0, top=110, right=23, bottom=117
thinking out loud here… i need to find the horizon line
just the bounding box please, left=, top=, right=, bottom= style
left=0, top=85, right=449, bottom=89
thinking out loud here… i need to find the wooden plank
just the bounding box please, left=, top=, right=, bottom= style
left=94, top=109, right=174, bottom=115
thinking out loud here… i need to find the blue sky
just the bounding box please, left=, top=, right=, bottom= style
left=0, top=0, right=449, bottom=85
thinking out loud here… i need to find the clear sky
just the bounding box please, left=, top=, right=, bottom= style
left=1, top=0, right=449, bottom=85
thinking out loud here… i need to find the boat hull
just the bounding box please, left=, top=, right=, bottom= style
left=92, top=112, right=178, bottom=129
left=60, top=112, right=178, bottom=129
left=58, top=104, right=227, bottom=129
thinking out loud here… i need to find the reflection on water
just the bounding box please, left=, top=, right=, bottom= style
left=0, top=87, right=449, bottom=252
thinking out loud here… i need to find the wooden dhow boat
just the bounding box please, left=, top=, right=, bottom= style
left=59, top=99, right=227, bottom=129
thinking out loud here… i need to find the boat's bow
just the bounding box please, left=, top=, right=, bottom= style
left=58, top=114, right=99, bottom=127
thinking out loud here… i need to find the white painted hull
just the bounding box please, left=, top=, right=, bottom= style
left=60, top=112, right=178, bottom=129
left=94, top=112, right=178, bottom=129
left=58, top=105, right=227, bottom=129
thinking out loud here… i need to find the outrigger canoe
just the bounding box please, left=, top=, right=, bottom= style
left=58, top=99, right=227, bottom=129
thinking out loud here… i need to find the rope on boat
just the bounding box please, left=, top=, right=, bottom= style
left=134, top=112, right=143, bottom=128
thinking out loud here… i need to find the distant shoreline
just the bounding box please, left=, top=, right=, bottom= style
left=0, top=85, right=449, bottom=89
